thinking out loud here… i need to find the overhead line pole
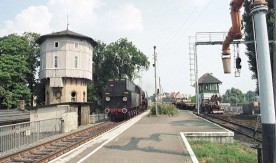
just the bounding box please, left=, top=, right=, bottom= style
left=153, top=46, right=158, bottom=116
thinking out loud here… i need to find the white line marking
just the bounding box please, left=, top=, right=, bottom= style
left=180, top=132, right=199, bottom=163
left=50, top=111, right=149, bottom=163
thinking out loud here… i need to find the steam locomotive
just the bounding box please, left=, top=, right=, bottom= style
left=103, top=78, right=148, bottom=121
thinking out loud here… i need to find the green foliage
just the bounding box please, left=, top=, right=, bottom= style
left=149, top=93, right=156, bottom=102
left=149, top=104, right=179, bottom=116
left=0, top=54, right=31, bottom=109
left=33, top=79, right=46, bottom=106
left=0, top=33, right=40, bottom=108
left=88, top=39, right=150, bottom=111
left=244, top=90, right=257, bottom=103
left=222, top=88, right=244, bottom=104
left=190, top=140, right=256, bottom=163
left=22, top=32, right=40, bottom=106
left=190, top=95, right=196, bottom=103
left=106, top=38, right=150, bottom=80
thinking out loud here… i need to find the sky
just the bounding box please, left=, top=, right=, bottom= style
left=0, top=0, right=257, bottom=96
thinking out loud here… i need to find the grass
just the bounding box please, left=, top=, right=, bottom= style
left=149, top=103, right=179, bottom=116
left=189, top=140, right=257, bottom=163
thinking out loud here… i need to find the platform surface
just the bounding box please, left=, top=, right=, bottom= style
left=51, top=110, right=229, bottom=163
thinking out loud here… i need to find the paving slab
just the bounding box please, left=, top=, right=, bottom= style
left=51, top=110, right=231, bottom=163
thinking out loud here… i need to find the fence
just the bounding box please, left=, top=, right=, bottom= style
left=223, top=106, right=243, bottom=113
left=0, top=118, right=61, bottom=153
left=0, top=113, right=108, bottom=154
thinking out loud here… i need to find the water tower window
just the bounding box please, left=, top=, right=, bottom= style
left=75, top=42, right=79, bottom=48
left=54, top=56, right=58, bottom=68
left=74, top=56, right=78, bottom=68
left=54, top=42, right=59, bottom=48
left=71, top=91, right=76, bottom=102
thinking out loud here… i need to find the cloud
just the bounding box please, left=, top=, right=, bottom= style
left=47, top=0, right=101, bottom=31
left=0, top=0, right=102, bottom=36
left=0, top=0, right=143, bottom=39
left=107, top=4, right=143, bottom=33
left=0, top=5, right=52, bottom=36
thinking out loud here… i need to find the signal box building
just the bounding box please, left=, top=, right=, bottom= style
left=198, top=73, right=222, bottom=101
left=37, top=30, right=97, bottom=105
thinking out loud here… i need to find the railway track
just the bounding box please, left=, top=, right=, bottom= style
left=199, top=114, right=262, bottom=143
left=0, top=121, right=122, bottom=163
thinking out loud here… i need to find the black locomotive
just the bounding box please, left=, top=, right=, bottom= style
left=103, top=78, right=148, bottom=121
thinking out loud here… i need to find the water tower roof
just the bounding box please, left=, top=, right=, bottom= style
left=36, top=29, right=97, bottom=47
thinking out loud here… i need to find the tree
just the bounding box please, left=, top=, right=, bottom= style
left=222, top=88, right=245, bottom=104
left=243, top=1, right=276, bottom=93
left=0, top=54, right=30, bottom=109
left=245, top=90, right=257, bottom=103
left=0, top=33, right=40, bottom=107
left=190, top=95, right=196, bottom=103
left=106, top=38, right=150, bottom=80
left=87, top=38, right=150, bottom=110
left=22, top=32, right=40, bottom=106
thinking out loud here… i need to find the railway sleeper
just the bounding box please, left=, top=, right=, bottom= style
left=31, top=152, right=49, bottom=155
left=42, top=149, right=57, bottom=152
left=62, top=139, right=78, bottom=142
left=58, top=143, right=70, bottom=146
left=53, top=144, right=67, bottom=148
left=12, top=158, right=34, bottom=163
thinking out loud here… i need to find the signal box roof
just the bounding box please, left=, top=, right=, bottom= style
left=198, top=73, right=222, bottom=84
left=36, top=29, right=97, bottom=47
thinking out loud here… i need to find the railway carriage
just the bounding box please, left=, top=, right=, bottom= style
left=103, top=78, right=148, bottom=121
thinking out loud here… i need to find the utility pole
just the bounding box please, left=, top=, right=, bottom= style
left=159, top=77, right=162, bottom=103
left=251, top=1, right=276, bottom=162
left=153, top=46, right=158, bottom=116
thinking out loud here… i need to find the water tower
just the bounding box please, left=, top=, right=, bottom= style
left=37, top=30, right=97, bottom=104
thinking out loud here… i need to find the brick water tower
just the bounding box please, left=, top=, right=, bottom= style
left=37, top=30, right=97, bottom=105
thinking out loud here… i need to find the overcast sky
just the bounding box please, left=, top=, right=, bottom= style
left=0, top=0, right=257, bottom=96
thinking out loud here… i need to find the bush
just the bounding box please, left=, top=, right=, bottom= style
left=149, top=103, right=179, bottom=116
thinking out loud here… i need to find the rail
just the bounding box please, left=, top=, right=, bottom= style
left=200, top=114, right=262, bottom=143
left=0, top=121, right=121, bottom=163
left=0, top=112, right=108, bottom=154
left=0, top=118, right=62, bottom=154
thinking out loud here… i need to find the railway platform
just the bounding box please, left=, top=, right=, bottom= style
left=51, top=110, right=234, bottom=163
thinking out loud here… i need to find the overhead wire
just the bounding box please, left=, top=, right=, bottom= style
left=153, top=0, right=214, bottom=92
left=159, top=0, right=214, bottom=56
